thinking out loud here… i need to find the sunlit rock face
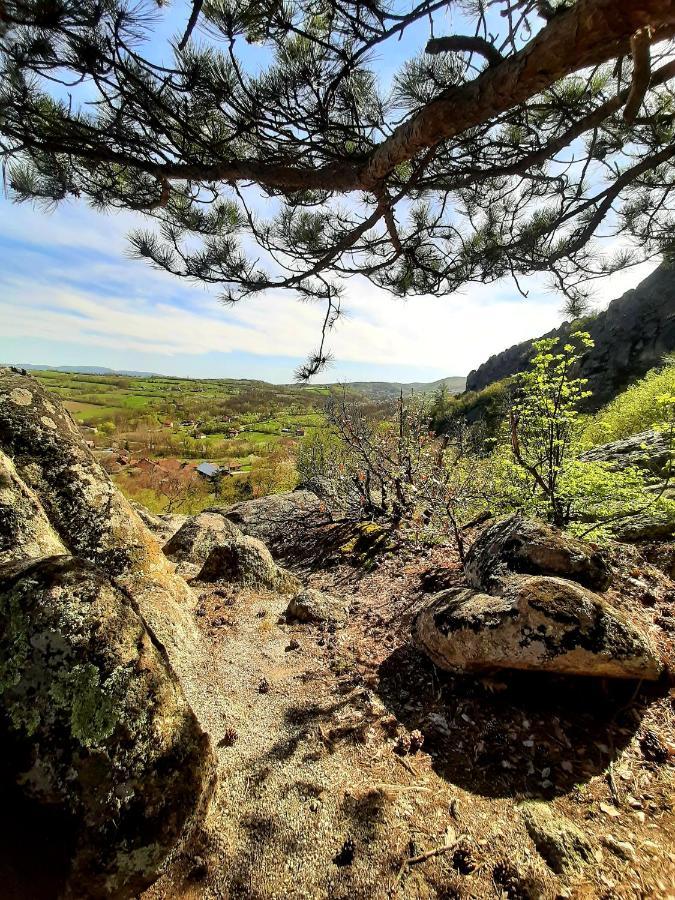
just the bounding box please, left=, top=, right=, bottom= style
left=415, top=576, right=663, bottom=680
left=464, top=514, right=612, bottom=593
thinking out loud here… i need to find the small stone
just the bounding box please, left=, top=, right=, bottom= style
left=599, top=803, right=621, bottom=818
left=286, top=638, right=301, bottom=651
left=603, top=836, right=636, bottom=862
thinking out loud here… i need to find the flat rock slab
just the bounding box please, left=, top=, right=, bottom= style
left=415, top=575, right=663, bottom=680
left=465, top=515, right=612, bottom=592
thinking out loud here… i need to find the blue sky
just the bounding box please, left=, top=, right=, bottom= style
left=0, top=2, right=658, bottom=382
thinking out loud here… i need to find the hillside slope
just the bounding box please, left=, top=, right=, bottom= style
left=466, top=263, right=675, bottom=408
left=327, top=376, right=466, bottom=400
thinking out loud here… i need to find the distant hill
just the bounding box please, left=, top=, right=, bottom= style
left=8, top=364, right=466, bottom=397
left=326, top=376, right=466, bottom=399
left=466, top=263, right=675, bottom=409
left=8, top=363, right=160, bottom=378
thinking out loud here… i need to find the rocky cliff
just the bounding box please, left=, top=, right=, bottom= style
left=466, top=263, right=675, bottom=407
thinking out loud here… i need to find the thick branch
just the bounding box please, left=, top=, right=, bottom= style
left=425, top=35, right=504, bottom=67
left=623, top=26, right=652, bottom=122
left=177, top=0, right=204, bottom=52
left=362, top=0, right=675, bottom=187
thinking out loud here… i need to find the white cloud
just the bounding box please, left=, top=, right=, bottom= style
left=0, top=199, right=661, bottom=378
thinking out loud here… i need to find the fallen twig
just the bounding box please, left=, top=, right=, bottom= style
left=390, top=835, right=463, bottom=895
left=394, top=754, right=419, bottom=777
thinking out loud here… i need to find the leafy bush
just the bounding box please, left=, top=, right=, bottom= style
left=581, top=359, right=675, bottom=446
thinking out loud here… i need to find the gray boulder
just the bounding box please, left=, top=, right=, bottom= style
left=580, top=429, right=673, bottom=480
left=465, top=515, right=612, bottom=593
left=197, top=533, right=300, bottom=594
left=415, top=576, right=662, bottom=680
left=286, top=588, right=349, bottom=625
left=217, top=489, right=331, bottom=551
left=163, top=509, right=241, bottom=574
left=519, top=802, right=594, bottom=874
left=0, top=556, right=215, bottom=899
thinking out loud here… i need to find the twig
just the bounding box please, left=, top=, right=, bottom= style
left=407, top=841, right=459, bottom=865
left=395, top=754, right=419, bottom=777
left=391, top=836, right=463, bottom=894
left=375, top=783, right=432, bottom=792
left=178, top=0, right=204, bottom=51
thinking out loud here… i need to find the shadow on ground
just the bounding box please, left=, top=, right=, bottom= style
left=376, top=644, right=662, bottom=799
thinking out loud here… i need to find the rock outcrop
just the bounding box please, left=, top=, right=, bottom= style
left=465, top=514, right=612, bottom=592
left=580, top=429, right=673, bottom=480
left=415, top=576, right=662, bottom=679
left=466, top=263, right=675, bottom=408
left=130, top=500, right=187, bottom=544
left=415, top=515, right=663, bottom=680
left=0, top=556, right=214, bottom=899
left=163, top=509, right=242, bottom=575
left=0, top=368, right=218, bottom=897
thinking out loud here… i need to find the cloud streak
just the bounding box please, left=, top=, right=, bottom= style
left=0, top=199, right=659, bottom=380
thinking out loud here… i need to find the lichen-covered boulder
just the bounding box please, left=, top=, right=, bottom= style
left=466, top=515, right=612, bottom=593
left=197, top=533, right=300, bottom=594
left=519, top=802, right=594, bottom=874
left=0, top=449, right=66, bottom=566
left=580, top=429, right=673, bottom=480
left=415, top=576, right=663, bottom=679
left=285, top=588, right=349, bottom=625
left=163, top=510, right=242, bottom=574
left=0, top=556, right=215, bottom=899
left=0, top=369, right=226, bottom=733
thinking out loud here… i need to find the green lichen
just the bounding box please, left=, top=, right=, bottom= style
left=50, top=663, right=128, bottom=748
left=0, top=590, right=39, bottom=733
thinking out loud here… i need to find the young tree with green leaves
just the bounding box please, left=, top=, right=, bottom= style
left=2, top=1, right=675, bottom=374
left=509, top=330, right=593, bottom=525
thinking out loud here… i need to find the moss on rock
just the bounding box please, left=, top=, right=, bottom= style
left=0, top=555, right=215, bottom=899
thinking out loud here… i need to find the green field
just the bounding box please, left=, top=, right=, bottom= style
left=34, top=370, right=338, bottom=513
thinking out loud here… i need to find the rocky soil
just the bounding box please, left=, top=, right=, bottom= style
left=142, top=527, right=675, bottom=900
left=1, top=368, right=674, bottom=900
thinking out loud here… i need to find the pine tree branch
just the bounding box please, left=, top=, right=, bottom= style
left=178, top=0, right=204, bottom=52
left=425, top=35, right=504, bottom=67
left=623, top=26, right=653, bottom=122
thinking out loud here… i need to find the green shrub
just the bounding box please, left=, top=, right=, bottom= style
left=581, top=359, right=675, bottom=446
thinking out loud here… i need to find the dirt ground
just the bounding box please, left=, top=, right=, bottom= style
left=143, top=534, right=675, bottom=900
